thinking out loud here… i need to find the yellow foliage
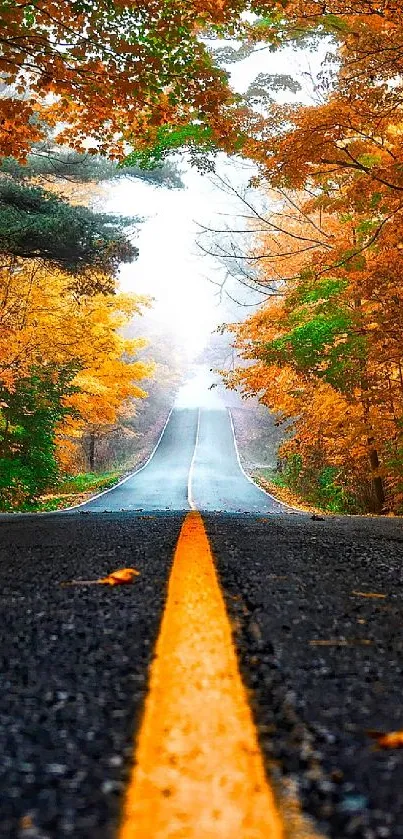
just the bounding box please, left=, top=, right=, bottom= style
left=0, top=258, right=152, bottom=471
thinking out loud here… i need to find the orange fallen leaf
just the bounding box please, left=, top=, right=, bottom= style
left=367, top=730, right=403, bottom=749
left=352, top=591, right=387, bottom=599
left=98, top=567, right=140, bottom=586
left=61, top=567, right=140, bottom=587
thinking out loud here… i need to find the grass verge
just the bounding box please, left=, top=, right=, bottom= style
left=252, top=468, right=325, bottom=515
left=19, top=471, right=122, bottom=513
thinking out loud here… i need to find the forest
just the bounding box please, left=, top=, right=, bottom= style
left=1, top=0, right=402, bottom=514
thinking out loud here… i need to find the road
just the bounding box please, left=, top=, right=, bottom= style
left=81, top=407, right=199, bottom=513
left=1, top=375, right=403, bottom=838
left=80, top=404, right=285, bottom=515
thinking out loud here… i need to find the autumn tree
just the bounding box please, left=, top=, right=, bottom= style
left=57, top=290, right=152, bottom=475
left=0, top=253, right=151, bottom=508
left=221, top=173, right=403, bottom=512
left=86, top=323, right=189, bottom=473
left=0, top=0, right=250, bottom=162
left=219, top=1, right=403, bottom=513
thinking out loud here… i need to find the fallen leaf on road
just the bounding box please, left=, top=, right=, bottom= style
left=352, top=591, right=387, bottom=599
left=61, top=568, right=140, bottom=587
left=98, top=567, right=140, bottom=586
left=367, top=730, right=403, bottom=749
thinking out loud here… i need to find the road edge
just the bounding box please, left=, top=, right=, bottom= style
left=228, top=409, right=303, bottom=515
left=60, top=408, right=175, bottom=512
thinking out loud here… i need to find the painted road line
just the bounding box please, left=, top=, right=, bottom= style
left=187, top=408, right=200, bottom=512
left=119, top=510, right=284, bottom=838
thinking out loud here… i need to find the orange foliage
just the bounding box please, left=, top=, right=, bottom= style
left=0, top=258, right=152, bottom=471
left=368, top=731, right=403, bottom=750
left=0, top=0, right=241, bottom=159
left=225, top=189, right=403, bottom=512
left=223, top=2, right=403, bottom=513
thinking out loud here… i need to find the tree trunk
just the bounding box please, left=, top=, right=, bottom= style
left=353, top=298, right=386, bottom=514
left=367, top=440, right=385, bottom=513
left=89, top=431, right=96, bottom=471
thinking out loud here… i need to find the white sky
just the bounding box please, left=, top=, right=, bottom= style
left=103, top=41, right=326, bottom=360
left=105, top=165, right=239, bottom=355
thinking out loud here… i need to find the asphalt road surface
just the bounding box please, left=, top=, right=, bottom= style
left=80, top=408, right=199, bottom=513
left=191, top=408, right=285, bottom=513
left=2, top=377, right=403, bottom=838
left=80, top=405, right=285, bottom=514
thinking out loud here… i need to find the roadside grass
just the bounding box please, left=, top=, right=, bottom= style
left=252, top=468, right=324, bottom=515
left=19, top=470, right=122, bottom=513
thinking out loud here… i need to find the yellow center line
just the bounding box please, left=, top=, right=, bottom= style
left=119, top=512, right=320, bottom=838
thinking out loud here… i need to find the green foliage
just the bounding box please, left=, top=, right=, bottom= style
left=356, top=217, right=378, bottom=237
left=317, top=13, right=351, bottom=33
left=357, top=153, right=382, bottom=169
left=58, top=471, right=120, bottom=494
left=0, top=367, right=77, bottom=510
left=0, top=180, right=138, bottom=280
left=296, top=277, right=348, bottom=304
left=0, top=147, right=184, bottom=188
left=253, top=14, right=285, bottom=31
left=277, top=455, right=358, bottom=513
left=280, top=452, right=303, bottom=487
left=317, top=466, right=349, bottom=512
left=287, top=311, right=351, bottom=359
left=22, top=4, right=36, bottom=27
left=261, top=271, right=369, bottom=391
left=370, top=192, right=382, bottom=208
left=15, top=471, right=122, bottom=512
left=264, top=307, right=366, bottom=390
left=122, top=123, right=220, bottom=170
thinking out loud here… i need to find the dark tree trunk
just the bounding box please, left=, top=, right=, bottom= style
left=368, top=441, right=385, bottom=513
left=89, top=431, right=96, bottom=471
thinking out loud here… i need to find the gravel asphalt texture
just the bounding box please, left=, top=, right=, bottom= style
left=2, top=509, right=403, bottom=838
left=205, top=512, right=403, bottom=839
left=0, top=512, right=184, bottom=839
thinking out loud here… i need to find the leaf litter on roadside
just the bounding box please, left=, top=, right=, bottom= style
left=61, top=567, right=140, bottom=587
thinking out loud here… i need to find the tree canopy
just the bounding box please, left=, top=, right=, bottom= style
left=222, top=1, right=403, bottom=514
left=0, top=0, right=241, bottom=160
left=0, top=146, right=184, bottom=188
left=0, top=181, right=138, bottom=287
